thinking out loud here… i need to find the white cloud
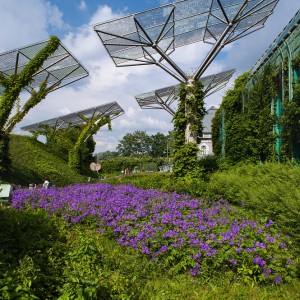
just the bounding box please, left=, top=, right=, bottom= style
left=0, top=0, right=65, bottom=51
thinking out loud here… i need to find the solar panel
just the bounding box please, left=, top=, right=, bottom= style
left=94, top=0, right=279, bottom=81
left=135, top=69, right=235, bottom=115
left=251, top=9, right=300, bottom=75
left=21, top=102, right=124, bottom=132
left=0, top=39, right=89, bottom=95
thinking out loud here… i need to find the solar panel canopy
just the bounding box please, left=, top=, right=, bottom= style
left=251, top=9, right=300, bottom=75
left=0, top=39, right=89, bottom=95
left=21, top=102, right=124, bottom=132
left=135, top=69, right=235, bottom=115
left=94, top=0, right=279, bottom=68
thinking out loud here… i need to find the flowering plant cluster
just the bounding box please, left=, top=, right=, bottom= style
left=12, top=183, right=296, bottom=284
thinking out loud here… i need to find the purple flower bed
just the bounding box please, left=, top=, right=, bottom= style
left=12, top=183, right=296, bottom=283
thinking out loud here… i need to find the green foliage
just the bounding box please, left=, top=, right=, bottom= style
left=0, top=131, right=11, bottom=180
left=281, top=55, right=300, bottom=160
left=212, top=54, right=300, bottom=164
left=116, top=130, right=171, bottom=157
left=117, top=130, right=152, bottom=156
left=103, top=172, right=209, bottom=199
left=150, top=132, right=170, bottom=157
left=0, top=36, right=60, bottom=177
left=96, top=150, right=119, bottom=160
left=0, top=36, right=60, bottom=130
left=0, top=207, right=67, bottom=299
left=281, top=98, right=300, bottom=160
left=208, top=162, right=300, bottom=248
left=68, top=116, right=110, bottom=170
left=212, top=70, right=277, bottom=164
left=100, top=156, right=168, bottom=175
left=172, top=142, right=201, bottom=177
left=4, top=134, right=86, bottom=186
left=0, top=206, right=160, bottom=299
left=172, top=80, right=206, bottom=177
left=5, top=81, right=50, bottom=134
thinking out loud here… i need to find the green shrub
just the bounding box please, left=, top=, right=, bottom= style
left=102, top=172, right=209, bottom=198
left=100, top=156, right=167, bottom=174
left=5, top=134, right=86, bottom=187
left=208, top=162, right=300, bottom=249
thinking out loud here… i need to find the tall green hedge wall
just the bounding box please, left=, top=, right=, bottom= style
left=212, top=56, right=300, bottom=164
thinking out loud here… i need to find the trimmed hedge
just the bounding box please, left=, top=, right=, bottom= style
left=3, top=134, right=86, bottom=187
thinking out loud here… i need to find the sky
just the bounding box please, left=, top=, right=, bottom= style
left=0, top=0, right=299, bottom=154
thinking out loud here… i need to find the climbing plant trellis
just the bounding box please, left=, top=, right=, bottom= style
left=0, top=39, right=89, bottom=96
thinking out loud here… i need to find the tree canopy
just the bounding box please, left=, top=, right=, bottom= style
left=116, top=131, right=170, bottom=157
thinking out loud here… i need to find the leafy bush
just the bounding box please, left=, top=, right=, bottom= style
left=0, top=206, right=67, bottom=299
left=208, top=162, right=300, bottom=248
left=5, top=134, right=86, bottom=187
left=100, top=156, right=167, bottom=174
left=103, top=172, right=209, bottom=198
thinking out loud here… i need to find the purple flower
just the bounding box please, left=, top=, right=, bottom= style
left=253, top=257, right=266, bottom=267
left=159, top=245, right=168, bottom=253
left=142, top=246, right=151, bottom=255
left=274, top=276, right=282, bottom=284
left=262, top=269, right=272, bottom=277
left=229, top=258, right=237, bottom=265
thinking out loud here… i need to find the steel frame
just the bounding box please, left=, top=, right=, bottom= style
left=21, top=102, right=124, bottom=132
left=135, top=69, right=235, bottom=115
left=94, top=0, right=279, bottom=83
left=0, top=39, right=89, bottom=95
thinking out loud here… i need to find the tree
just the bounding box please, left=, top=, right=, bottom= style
left=0, top=36, right=60, bottom=179
left=116, top=131, right=152, bottom=156
left=150, top=132, right=169, bottom=157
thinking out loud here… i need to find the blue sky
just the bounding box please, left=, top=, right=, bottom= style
left=50, top=0, right=168, bottom=28
left=0, top=0, right=299, bottom=153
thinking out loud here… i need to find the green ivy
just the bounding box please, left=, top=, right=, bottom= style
left=0, top=36, right=60, bottom=178
left=212, top=66, right=277, bottom=165
left=281, top=54, right=300, bottom=161
left=5, top=82, right=49, bottom=133
left=68, top=116, right=111, bottom=170
left=172, top=80, right=206, bottom=177
left=0, top=36, right=60, bottom=130
left=0, top=130, right=11, bottom=179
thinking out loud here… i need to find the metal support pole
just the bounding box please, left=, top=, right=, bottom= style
left=275, top=47, right=285, bottom=161
left=134, top=16, right=188, bottom=82
left=293, top=53, right=300, bottom=160
left=193, top=0, right=249, bottom=80
left=284, top=41, right=293, bottom=101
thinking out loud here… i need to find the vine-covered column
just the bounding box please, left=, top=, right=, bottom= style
left=172, top=80, right=206, bottom=177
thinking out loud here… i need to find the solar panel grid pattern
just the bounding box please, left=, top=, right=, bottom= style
left=0, top=41, right=88, bottom=95
left=21, top=102, right=124, bottom=132
left=251, top=9, right=300, bottom=75
left=94, top=0, right=279, bottom=66
left=135, top=69, right=235, bottom=112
